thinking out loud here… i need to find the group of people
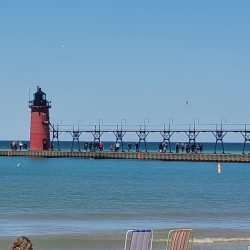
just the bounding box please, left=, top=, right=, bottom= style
left=175, top=142, right=204, bottom=153
left=158, top=142, right=169, bottom=152
left=8, top=140, right=204, bottom=153
left=83, top=141, right=104, bottom=152
left=109, top=142, right=120, bottom=152
left=10, top=141, right=28, bottom=150
left=158, top=142, right=204, bottom=153
left=109, top=142, right=140, bottom=152
left=82, top=141, right=205, bottom=153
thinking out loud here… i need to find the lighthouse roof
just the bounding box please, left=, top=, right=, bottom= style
left=35, top=87, right=45, bottom=96
left=29, top=86, right=51, bottom=108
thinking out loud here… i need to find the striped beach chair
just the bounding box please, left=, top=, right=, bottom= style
left=166, top=229, right=193, bottom=250
left=124, top=229, right=153, bottom=250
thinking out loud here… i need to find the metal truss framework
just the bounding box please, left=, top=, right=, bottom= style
left=49, top=123, right=250, bottom=153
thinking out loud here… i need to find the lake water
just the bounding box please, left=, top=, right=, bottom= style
left=0, top=154, right=250, bottom=249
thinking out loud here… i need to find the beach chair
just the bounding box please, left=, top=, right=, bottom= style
left=166, top=229, right=193, bottom=250
left=124, top=229, right=153, bottom=250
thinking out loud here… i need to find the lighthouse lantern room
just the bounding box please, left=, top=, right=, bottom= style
left=29, top=86, right=51, bottom=150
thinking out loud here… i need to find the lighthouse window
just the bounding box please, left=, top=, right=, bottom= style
left=42, top=94, right=46, bottom=100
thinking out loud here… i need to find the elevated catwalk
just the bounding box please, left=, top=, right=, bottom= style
left=50, top=122, right=250, bottom=154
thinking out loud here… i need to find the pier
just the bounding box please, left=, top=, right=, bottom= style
left=4, top=87, right=250, bottom=163
left=2, top=150, right=250, bottom=163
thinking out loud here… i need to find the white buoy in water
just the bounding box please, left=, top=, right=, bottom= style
left=16, top=162, right=21, bottom=168
left=217, top=163, right=222, bottom=174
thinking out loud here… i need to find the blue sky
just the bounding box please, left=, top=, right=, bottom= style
left=0, top=0, right=249, bottom=140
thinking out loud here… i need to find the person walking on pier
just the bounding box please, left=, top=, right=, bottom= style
left=88, top=142, right=93, bottom=151
left=10, top=141, right=18, bottom=150
left=158, top=142, right=163, bottom=153
left=99, top=141, right=104, bottom=151
left=199, top=143, right=204, bottom=153
left=135, top=142, right=139, bottom=152
left=115, top=142, right=120, bottom=152
left=18, top=141, right=23, bottom=150
left=23, top=143, right=28, bottom=150
left=191, top=143, right=196, bottom=153
left=83, top=142, right=88, bottom=151
left=128, top=143, right=132, bottom=152
left=176, top=143, right=180, bottom=153
left=181, top=143, right=185, bottom=152
left=163, top=142, right=167, bottom=152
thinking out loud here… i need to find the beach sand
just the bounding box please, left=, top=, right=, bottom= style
left=1, top=230, right=250, bottom=250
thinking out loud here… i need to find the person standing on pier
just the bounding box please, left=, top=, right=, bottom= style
left=128, top=143, right=132, bottom=152
left=158, top=142, right=163, bottom=152
left=88, top=142, right=93, bottom=151
left=99, top=141, right=104, bottom=151
left=83, top=142, right=88, bottom=151
left=110, top=143, right=115, bottom=152
left=181, top=143, right=185, bottom=152
left=176, top=143, right=180, bottom=153
left=135, top=142, right=139, bottom=152
left=115, top=142, right=120, bottom=152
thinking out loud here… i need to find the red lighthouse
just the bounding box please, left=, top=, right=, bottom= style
left=29, top=87, right=51, bottom=150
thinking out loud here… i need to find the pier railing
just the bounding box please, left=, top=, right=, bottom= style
left=49, top=123, right=250, bottom=154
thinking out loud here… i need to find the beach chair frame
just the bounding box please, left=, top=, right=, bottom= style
left=166, top=229, right=193, bottom=250
left=124, top=229, right=153, bottom=250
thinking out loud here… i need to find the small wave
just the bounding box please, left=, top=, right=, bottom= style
left=154, top=237, right=250, bottom=244
left=193, top=237, right=250, bottom=244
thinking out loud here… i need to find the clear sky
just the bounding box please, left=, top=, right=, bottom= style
left=0, top=0, right=249, bottom=141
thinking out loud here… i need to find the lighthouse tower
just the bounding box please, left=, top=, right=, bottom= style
left=29, top=87, right=51, bottom=150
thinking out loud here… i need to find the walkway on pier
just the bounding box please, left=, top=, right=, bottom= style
left=1, top=150, right=250, bottom=163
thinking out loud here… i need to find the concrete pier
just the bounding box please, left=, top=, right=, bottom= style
left=1, top=150, right=250, bottom=163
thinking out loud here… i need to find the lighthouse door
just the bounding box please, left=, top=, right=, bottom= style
left=43, top=139, right=48, bottom=150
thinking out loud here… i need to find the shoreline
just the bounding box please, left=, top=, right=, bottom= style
left=1, top=227, right=250, bottom=241
left=1, top=232, right=250, bottom=250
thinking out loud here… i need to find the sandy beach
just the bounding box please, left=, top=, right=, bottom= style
left=1, top=231, right=250, bottom=250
